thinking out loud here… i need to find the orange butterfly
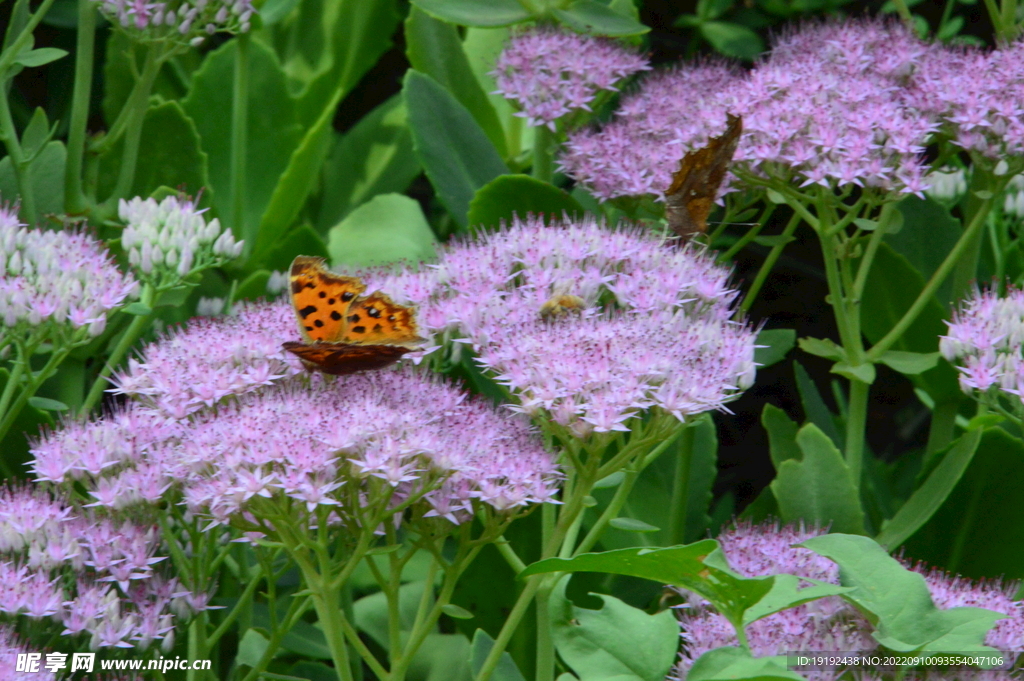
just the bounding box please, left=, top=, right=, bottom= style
left=281, top=256, right=425, bottom=375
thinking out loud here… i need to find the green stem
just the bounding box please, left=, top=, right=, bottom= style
left=740, top=211, right=801, bottom=313
left=80, top=284, right=155, bottom=416
left=866, top=196, right=993, bottom=362
left=535, top=576, right=556, bottom=681
left=889, top=0, right=917, bottom=32
left=64, top=0, right=97, bottom=215
left=845, top=378, right=869, bottom=491
left=474, top=577, right=542, bottom=681
left=99, top=45, right=164, bottom=213
left=717, top=203, right=775, bottom=263
left=230, top=32, right=249, bottom=236
left=851, top=202, right=894, bottom=303
left=532, top=124, right=554, bottom=184
left=0, top=83, right=36, bottom=222
left=951, top=171, right=995, bottom=302
left=238, top=593, right=312, bottom=681
left=666, top=424, right=696, bottom=546
left=0, top=343, right=72, bottom=451
left=494, top=535, right=526, bottom=574
left=0, top=0, right=60, bottom=75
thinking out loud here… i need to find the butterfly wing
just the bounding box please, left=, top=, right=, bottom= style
left=289, top=256, right=366, bottom=343
left=665, top=114, right=743, bottom=241
left=341, top=291, right=424, bottom=349
left=282, top=341, right=412, bottom=375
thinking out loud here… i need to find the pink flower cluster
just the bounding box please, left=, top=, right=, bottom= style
left=108, top=301, right=303, bottom=418
left=672, top=522, right=1024, bottom=681
left=562, top=20, right=1024, bottom=202
left=0, top=626, right=58, bottom=680
left=939, top=286, right=1024, bottom=400
left=0, top=203, right=137, bottom=337
left=0, top=485, right=204, bottom=651
left=93, top=0, right=254, bottom=45
left=370, top=215, right=757, bottom=437
left=491, top=27, right=649, bottom=130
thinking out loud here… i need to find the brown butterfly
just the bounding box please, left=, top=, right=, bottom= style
left=281, top=256, right=425, bottom=375
left=665, top=114, right=743, bottom=241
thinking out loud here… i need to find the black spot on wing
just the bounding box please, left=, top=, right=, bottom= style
left=299, top=305, right=318, bottom=319
left=348, top=314, right=361, bottom=323
left=342, top=292, right=355, bottom=301
left=352, top=325, right=366, bottom=334
left=330, top=310, right=342, bottom=321
left=318, top=291, right=326, bottom=298
left=372, top=324, right=383, bottom=333
left=291, top=281, right=304, bottom=294
left=314, top=320, right=324, bottom=328
left=367, top=306, right=382, bottom=318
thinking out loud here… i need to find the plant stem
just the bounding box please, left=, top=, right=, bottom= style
left=65, top=0, right=97, bottom=215
left=845, top=378, right=869, bottom=490
left=230, top=32, right=249, bottom=237
left=951, top=170, right=994, bottom=302
left=740, top=211, right=801, bottom=313
left=80, top=284, right=155, bottom=416
left=866, top=196, right=993, bottom=362
left=0, top=84, right=36, bottom=222
left=535, top=576, right=556, bottom=681
left=0, top=342, right=72, bottom=450
left=666, top=423, right=696, bottom=546
left=717, top=203, right=775, bottom=263
left=475, top=577, right=542, bottom=681
left=532, top=124, right=553, bottom=184
left=889, top=0, right=917, bottom=32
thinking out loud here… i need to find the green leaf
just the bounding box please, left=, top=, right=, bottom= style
left=860, top=243, right=961, bottom=404
left=98, top=101, right=207, bottom=201
left=27, top=396, right=68, bottom=411
left=0, top=141, right=66, bottom=224
left=771, top=424, right=866, bottom=535
left=761, top=404, right=800, bottom=469
left=21, top=107, right=52, bottom=160
left=14, top=47, right=68, bottom=67
left=755, top=329, right=795, bottom=368
left=404, top=70, right=508, bottom=230
left=797, top=336, right=845, bottom=361
left=937, top=15, right=964, bottom=40
left=153, top=282, right=197, bottom=308
left=688, top=647, right=805, bottom=681
left=327, top=193, right=437, bottom=268
left=252, top=79, right=348, bottom=263
left=793, top=361, right=842, bottom=448
left=258, top=223, right=329, bottom=273
left=0, top=369, right=53, bottom=472
left=467, top=174, right=584, bottom=234
left=608, top=517, right=660, bottom=533
left=441, top=604, right=474, bottom=620
left=232, top=270, right=273, bottom=303
left=854, top=218, right=879, bottom=231
left=553, top=0, right=650, bottom=36
left=236, top=629, right=271, bottom=668
left=316, top=95, right=420, bottom=230
left=462, top=26, right=534, bottom=160
left=259, top=0, right=300, bottom=24
left=699, top=21, right=765, bottom=59
left=521, top=542, right=844, bottom=631
left=830, top=360, right=876, bottom=384
left=410, top=0, right=532, bottom=27
left=877, top=350, right=940, bottom=375
left=550, top=578, right=678, bottom=681
left=765, top=189, right=786, bottom=204
left=122, top=302, right=153, bottom=316
left=182, top=39, right=303, bottom=240
left=406, top=6, right=507, bottom=157
left=802, top=534, right=1003, bottom=653
left=903, top=428, right=1024, bottom=580
left=470, top=629, right=527, bottom=681
left=875, top=428, right=981, bottom=552
left=888, top=196, right=960, bottom=307
left=355, top=581, right=427, bottom=651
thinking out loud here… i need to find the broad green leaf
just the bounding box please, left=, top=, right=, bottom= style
left=521, top=542, right=842, bottom=631
left=754, top=328, right=795, bottom=368
left=258, top=223, right=329, bottom=273
left=552, top=0, right=650, bottom=36
left=903, top=428, right=1024, bottom=580
left=327, top=193, right=436, bottom=268
left=404, top=70, right=508, bottom=230
left=416, top=634, right=474, bottom=681
left=21, top=107, right=51, bottom=160
left=182, top=39, right=302, bottom=241
left=688, top=647, right=804, bottom=681
left=102, top=33, right=199, bottom=125
left=122, top=302, right=153, bottom=316
left=316, top=95, right=420, bottom=230
left=279, top=0, right=400, bottom=127
left=741, top=575, right=851, bottom=627
left=888, top=196, right=960, bottom=307
left=875, top=428, right=981, bottom=552
left=793, top=361, right=842, bottom=448
left=236, top=629, right=271, bottom=667
left=406, top=7, right=506, bottom=156
left=877, top=350, right=940, bottom=375
left=27, top=396, right=68, bottom=411
left=761, top=404, right=800, bottom=469
left=771, top=424, right=866, bottom=535
left=550, top=578, right=677, bottom=681
left=860, top=243, right=961, bottom=404
left=14, top=47, right=68, bottom=67
left=0, top=141, right=66, bottom=224
left=679, top=414, right=719, bottom=544
left=470, top=629, right=527, bottom=681
left=232, top=270, right=273, bottom=302
left=409, top=0, right=531, bottom=27
left=467, top=174, right=584, bottom=234
left=830, top=360, right=876, bottom=384
left=259, top=0, right=300, bottom=24
left=699, top=21, right=765, bottom=59
left=98, top=101, right=207, bottom=201
left=251, top=78, right=345, bottom=262
left=802, top=534, right=1003, bottom=653
left=252, top=605, right=331, bottom=659
left=354, top=581, right=426, bottom=651
left=42, top=0, right=79, bottom=28
left=463, top=27, right=534, bottom=159
left=797, top=337, right=845, bottom=361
